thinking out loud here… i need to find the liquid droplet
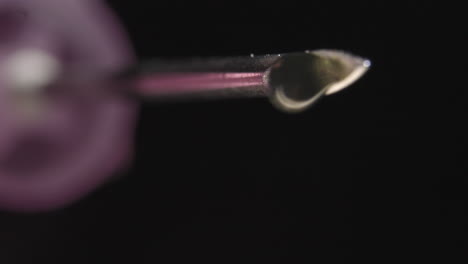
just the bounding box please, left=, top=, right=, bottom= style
left=265, top=50, right=370, bottom=113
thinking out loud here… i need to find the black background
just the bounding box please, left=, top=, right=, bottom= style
left=1, top=1, right=465, bottom=263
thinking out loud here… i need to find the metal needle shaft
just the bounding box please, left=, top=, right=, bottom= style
left=125, top=50, right=371, bottom=112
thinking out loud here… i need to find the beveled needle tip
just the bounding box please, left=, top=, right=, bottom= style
left=265, top=49, right=371, bottom=113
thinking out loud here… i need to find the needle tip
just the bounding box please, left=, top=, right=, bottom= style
left=265, top=50, right=371, bottom=113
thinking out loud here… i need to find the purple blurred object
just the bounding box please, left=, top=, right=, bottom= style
left=0, top=0, right=138, bottom=212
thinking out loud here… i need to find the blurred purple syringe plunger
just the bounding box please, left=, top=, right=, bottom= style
left=0, top=0, right=370, bottom=212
